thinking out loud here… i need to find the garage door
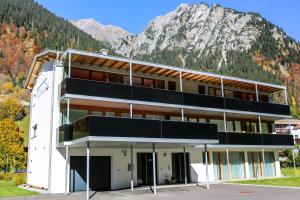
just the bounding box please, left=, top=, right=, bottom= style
left=70, top=156, right=111, bottom=191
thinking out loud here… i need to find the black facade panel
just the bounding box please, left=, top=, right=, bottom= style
left=65, top=78, right=131, bottom=100
left=226, top=132, right=263, bottom=145
left=259, top=102, right=290, bottom=116
left=132, top=86, right=182, bottom=105
left=224, top=98, right=258, bottom=113
left=262, top=134, right=294, bottom=146
left=182, top=93, right=224, bottom=109
left=162, top=121, right=218, bottom=140
left=217, top=132, right=228, bottom=144
left=89, top=116, right=161, bottom=138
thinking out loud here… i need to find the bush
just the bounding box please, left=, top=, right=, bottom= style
left=12, top=174, right=26, bottom=185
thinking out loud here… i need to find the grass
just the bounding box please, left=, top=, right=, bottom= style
left=0, top=180, right=38, bottom=197
left=281, top=167, right=300, bottom=177
left=18, top=115, right=29, bottom=147
left=233, top=177, right=300, bottom=187
left=232, top=167, right=300, bottom=187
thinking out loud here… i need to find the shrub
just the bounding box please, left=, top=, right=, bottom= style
left=12, top=174, right=26, bottom=185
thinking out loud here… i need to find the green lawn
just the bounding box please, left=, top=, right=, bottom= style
left=281, top=167, right=300, bottom=177
left=18, top=115, right=29, bottom=147
left=0, top=180, right=38, bottom=197
left=233, top=177, right=300, bottom=187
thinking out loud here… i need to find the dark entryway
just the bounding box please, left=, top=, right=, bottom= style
left=137, top=153, right=158, bottom=186
left=171, top=153, right=190, bottom=183
left=69, top=156, right=111, bottom=191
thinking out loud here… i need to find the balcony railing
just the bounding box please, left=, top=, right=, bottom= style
left=59, top=116, right=218, bottom=143
left=61, top=78, right=290, bottom=116
left=217, top=132, right=294, bottom=146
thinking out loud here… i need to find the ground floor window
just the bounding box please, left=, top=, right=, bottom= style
left=247, top=152, right=262, bottom=178
left=264, top=152, right=276, bottom=177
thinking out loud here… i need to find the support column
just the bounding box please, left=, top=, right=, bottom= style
left=284, top=87, right=288, bottom=105
left=244, top=151, right=249, bottom=179
left=68, top=52, right=71, bottom=78
left=152, top=143, right=157, bottom=194
left=258, top=115, right=262, bottom=133
left=292, top=148, right=296, bottom=177
left=223, top=112, right=227, bottom=132
left=205, top=144, right=209, bottom=189
left=226, top=147, right=231, bottom=180
left=130, top=145, right=134, bottom=191
left=183, top=147, right=187, bottom=185
left=221, top=78, right=224, bottom=97
left=261, top=148, right=265, bottom=177
left=65, top=146, right=69, bottom=194
left=86, top=142, right=90, bottom=200
left=255, top=84, right=259, bottom=102
left=129, top=62, right=132, bottom=85
left=67, top=98, right=70, bottom=124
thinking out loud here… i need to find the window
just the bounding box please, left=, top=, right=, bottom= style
left=210, top=119, right=225, bottom=132
left=132, top=77, right=142, bottom=86
left=259, top=95, right=269, bottom=102
left=226, top=121, right=234, bottom=132
left=154, top=79, right=165, bottom=89
left=208, top=87, right=222, bottom=96
left=234, top=121, right=241, bottom=132
left=71, top=68, right=90, bottom=79
left=198, top=85, right=205, bottom=94
left=109, top=73, right=123, bottom=84
left=143, top=78, right=154, bottom=88
left=202, top=152, right=211, bottom=164
left=91, top=71, right=101, bottom=81
left=31, top=124, right=37, bottom=138
left=168, top=81, right=176, bottom=91
left=224, top=90, right=234, bottom=98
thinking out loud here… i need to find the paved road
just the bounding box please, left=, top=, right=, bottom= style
left=3, top=184, right=299, bottom=200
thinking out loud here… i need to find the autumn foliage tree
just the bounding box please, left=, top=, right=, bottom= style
left=0, top=118, right=26, bottom=171
left=0, top=96, right=22, bottom=121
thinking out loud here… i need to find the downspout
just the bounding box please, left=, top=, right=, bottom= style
left=47, top=52, right=60, bottom=192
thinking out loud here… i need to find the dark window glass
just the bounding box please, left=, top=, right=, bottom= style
left=132, top=77, right=142, bottom=86
left=91, top=71, right=101, bottom=81
left=143, top=78, right=154, bottom=88
left=168, top=81, right=176, bottom=91
left=109, top=73, right=123, bottom=84
left=154, top=79, right=165, bottom=89
left=71, top=68, right=90, bottom=79
left=208, top=87, right=215, bottom=96
left=259, top=95, right=269, bottom=102
left=198, top=85, right=205, bottom=94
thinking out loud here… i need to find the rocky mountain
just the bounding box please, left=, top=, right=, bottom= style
left=71, top=18, right=132, bottom=45
left=74, top=3, right=300, bottom=118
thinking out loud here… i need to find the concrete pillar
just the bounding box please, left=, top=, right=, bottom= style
left=65, top=146, right=69, bottom=194
left=183, top=147, right=187, bottom=184
left=152, top=144, right=157, bottom=194
left=205, top=144, right=209, bottom=189
left=244, top=151, right=249, bottom=179
left=86, top=142, right=90, bottom=200
left=130, top=146, right=134, bottom=191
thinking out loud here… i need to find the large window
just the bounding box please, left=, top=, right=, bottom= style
left=71, top=68, right=89, bottom=79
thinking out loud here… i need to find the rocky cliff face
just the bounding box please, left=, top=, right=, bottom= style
left=72, top=3, right=300, bottom=117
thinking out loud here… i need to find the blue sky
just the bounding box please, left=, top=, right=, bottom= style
left=37, top=0, right=300, bottom=41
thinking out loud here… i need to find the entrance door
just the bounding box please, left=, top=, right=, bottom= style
left=171, top=153, right=190, bottom=183
left=70, top=156, right=111, bottom=191
left=137, top=153, right=157, bottom=185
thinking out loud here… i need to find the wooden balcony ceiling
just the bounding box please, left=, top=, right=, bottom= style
left=72, top=53, right=282, bottom=93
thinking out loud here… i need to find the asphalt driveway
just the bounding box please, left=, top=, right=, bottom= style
left=2, top=184, right=299, bottom=200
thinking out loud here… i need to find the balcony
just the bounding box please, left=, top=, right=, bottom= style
left=59, top=116, right=218, bottom=143
left=217, top=132, right=294, bottom=146
left=61, top=78, right=290, bottom=116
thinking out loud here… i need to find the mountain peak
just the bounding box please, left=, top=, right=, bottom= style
left=71, top=18, right=132, bottom=44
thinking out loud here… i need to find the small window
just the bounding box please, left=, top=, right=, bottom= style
left=202, top=152, right=211, bottom=164
left=198, top=85, right=205, bottom=94
left=31, top=124, right=37, bottom=138
left=132, top=77, right=142, bottom=86
left=168, top=81, right=176, bottom=91
left=91, top=71, right=101, bottom=81
left=109, top=73, right=123, bottom=84
left=154, top=79, right=165, bottom=89
left=143, top=78, right=154, bottom=88
left=71, top=68, right=90, bottom=79
left=208, top=87, right=215, bottom=96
